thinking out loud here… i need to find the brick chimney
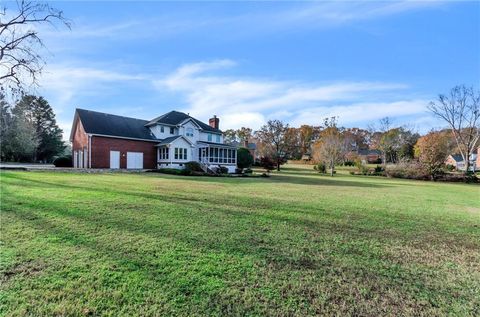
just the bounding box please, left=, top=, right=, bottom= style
left=209, top=115, right=219, bottom=129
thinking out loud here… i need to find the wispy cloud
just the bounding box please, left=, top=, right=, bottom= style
left=40, top=0, right=446, bottom=44
left=154, top=60, right=427, bottom=130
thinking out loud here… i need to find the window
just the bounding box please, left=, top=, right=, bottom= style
left=208, top=133, right=212, bottom=142
left=160, top=126, right=164, bottom=133
left=159, top=147, right=169, bottom=160
left=216, top=134, right=221, bottom=142
left=186, top=127, right=194, bottom=137
left=170, top=127, right=175, bottom=134
left=174, top=147, right=188, bottom=160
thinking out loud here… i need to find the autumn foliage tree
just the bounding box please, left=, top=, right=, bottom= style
left=414, top=131, right=449, bottom=180
left=312, top=117, right=346, bottom=176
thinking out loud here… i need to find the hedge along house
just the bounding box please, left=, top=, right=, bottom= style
left=70, top=109, right=237, bottom=172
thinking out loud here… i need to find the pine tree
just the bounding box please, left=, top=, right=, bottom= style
left=13, top=95, right=66, bottom=162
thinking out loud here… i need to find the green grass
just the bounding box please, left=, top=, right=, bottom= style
left=1, top=166, right=479, bottom=316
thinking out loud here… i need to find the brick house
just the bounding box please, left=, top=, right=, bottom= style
left=445, top=147, right=479, bottom=172
left=70, top=109, right=237, bottom=172
left=357, top=149, right=382, bottom=164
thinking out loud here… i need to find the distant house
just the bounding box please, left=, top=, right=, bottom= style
left=230, top=140, right=257, bottom=161
left=445, top=150, right=478, bottom=172
left=357, top=149, right=382, bottom=164
left=301, top=153, right=311, bottom=163
left=70, top=109, right=237, bottom=172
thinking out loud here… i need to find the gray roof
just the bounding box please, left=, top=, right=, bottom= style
left=75, top=109, right=157, bottom=141
left=155, top=135, right=182, bottom=146
left=229, top=141, right=256, bottom=150
left=146, top=110, right=222, bottom=133
left=198, top=141, right=237, bottom=148
left=450, top=154, right=464, bottom=162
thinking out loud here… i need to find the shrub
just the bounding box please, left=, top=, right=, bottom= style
left=217, top=166, right=229, bottom=174
left=260, top=156, right=276, bottom=172
left=244, top=168, right=253, bottom=174
left=53, top=156, right=72, bottom=167
left=313, top=163, right=326, bottom=174
left=184, top=161, right=204, bottom=173
left=374, top=165, right=384, bottom=173
left=385, top=161, right=430, bottom=180
left=237, top=148, right=254, bottom=170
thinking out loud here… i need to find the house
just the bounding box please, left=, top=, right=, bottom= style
left=229, top=139, right=257, bottom=161
left=357, top=149, right=382, bottom=164
left=445, top=151, right=478, bottom=172
left=70, top=109, right=237, bottom=172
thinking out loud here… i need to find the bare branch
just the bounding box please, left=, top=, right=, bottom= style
left=0, top=1, right=70, bottom=96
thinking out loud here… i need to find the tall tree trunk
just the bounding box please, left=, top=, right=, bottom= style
left=330, top=160, right=334, bottom=177
left=465, top=156, right=471, bottom=174
left=277, top=160, right=280, bottom=171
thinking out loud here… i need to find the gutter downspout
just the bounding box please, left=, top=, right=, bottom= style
left=88, top=134, right=92, bottom=168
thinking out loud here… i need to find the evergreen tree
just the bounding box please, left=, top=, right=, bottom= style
left=13, top=95, right=65, bottom=162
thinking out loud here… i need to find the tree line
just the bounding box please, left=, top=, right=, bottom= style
left=228, top=85, right=479, bottom=177
left=1, top=93, right=67, bottom=163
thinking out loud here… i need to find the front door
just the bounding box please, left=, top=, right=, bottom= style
left=110, top=151, right=120, bottom=169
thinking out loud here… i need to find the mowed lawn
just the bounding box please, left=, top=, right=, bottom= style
left=1, top=166, right=479, bottom=316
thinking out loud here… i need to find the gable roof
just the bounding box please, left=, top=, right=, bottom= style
left=146, top=110, right=222, bottom=133
left=74, top=109, right=157, bottom=141
left=449, top=154, right=464, bottom=162
left=155, top=135, right=194, bottom=146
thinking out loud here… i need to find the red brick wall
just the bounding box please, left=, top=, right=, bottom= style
left=477, top=147, right=480, bottom=168
left=91, top=136, right=157, bottom=169
left=72, top=119, right=89, bottom=167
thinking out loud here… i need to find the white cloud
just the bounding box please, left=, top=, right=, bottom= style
left=37, top=64, right=149, bottom=140
left=289, top=100, right=430, bottom=127
left=154, top=60, right=423, bottom=130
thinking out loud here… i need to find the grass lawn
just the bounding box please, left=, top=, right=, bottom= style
left=1, top=165, right=479, bottom=316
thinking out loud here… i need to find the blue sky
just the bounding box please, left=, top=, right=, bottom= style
left=27, top=1, right=480, bottom=138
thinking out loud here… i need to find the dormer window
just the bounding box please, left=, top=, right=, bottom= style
left=208, top=133, right=212, bottom=142
left=186, top=127, right=194, bottom=137
left=216, top=134, right=221, bottom=142
left=160, top=126, right=164, bottom=133
left=170, top=127, right=175, bottom=134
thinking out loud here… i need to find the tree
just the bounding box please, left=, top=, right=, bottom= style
left=0, top=92, right=13, bottom=160
left=414, top=131, right=449, bottom=180
left=13, top=95, right=65, bottom=162
left=428, top=85, right=480, bottom=174
left=255, top=120, right=289, bottom=171
left=237, top=147, right=253, bottom=171
left=312, top=117, right=345, bottom=176
left=284, top=127, right=302, bottom=160
left=259, top=156, right=275, bottom=173
left=223, top=129, right=237, bottom=144
left=1, top=1, right=70, bottom=94
left=4, top=110, right=37, bottom=161
left=236, top=127, right=252, bottom=142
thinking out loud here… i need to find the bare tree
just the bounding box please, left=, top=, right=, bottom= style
left=255, top=120, right=289, bottom=171
left=312, top=117, right=346, bottom=176
left=0, top=1, right=70, bottom=94
left=428, top=85, right=480, bottom=173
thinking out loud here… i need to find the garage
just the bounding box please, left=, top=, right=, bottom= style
left=127, top=152, right=143, bottom=169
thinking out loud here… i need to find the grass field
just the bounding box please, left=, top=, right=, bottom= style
left=1, top=166, right=479, bottom=316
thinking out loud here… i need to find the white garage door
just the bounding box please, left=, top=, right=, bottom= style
left=110, top=151, right=120, bottom=169
left=127, top=152, right=143, bottom=169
